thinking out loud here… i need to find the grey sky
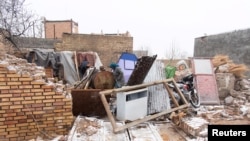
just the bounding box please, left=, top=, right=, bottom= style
left=25, top=0, right=250, bottom=59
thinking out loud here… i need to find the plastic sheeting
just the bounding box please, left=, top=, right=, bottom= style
left=57, top=51, right=79, bottom=85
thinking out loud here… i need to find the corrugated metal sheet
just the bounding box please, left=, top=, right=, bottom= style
left=127, top=55, right=157, bottom=86
left=144, top=60, right=171, bottom=114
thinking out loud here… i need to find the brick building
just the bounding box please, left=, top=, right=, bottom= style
left=44, top=19, right=78, bottom=39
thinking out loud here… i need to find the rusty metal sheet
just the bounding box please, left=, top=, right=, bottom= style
left=127, top=55, right=157, bottom=86
left=71, top=89, right=111, bottom=117
left=191, top=58, right=220, bottom=105
left=92, top=71, right=115, bottom=89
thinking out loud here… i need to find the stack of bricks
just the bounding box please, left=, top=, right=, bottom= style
left=0, top=54, right=73, bottom=141
left=179, top=116, right=209, bottom=137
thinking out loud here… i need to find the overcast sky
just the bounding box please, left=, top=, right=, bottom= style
left=25, top=0, right=250, bottom=59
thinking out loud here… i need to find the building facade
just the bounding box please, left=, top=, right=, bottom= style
left=44, top=19, right=78, bottom=39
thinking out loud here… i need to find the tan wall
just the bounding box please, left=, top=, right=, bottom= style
left=0, top=55, right=73, bottom=140
left=45, top=21, right=78, bottom=39
left=55, top=33, right=133, bottom=68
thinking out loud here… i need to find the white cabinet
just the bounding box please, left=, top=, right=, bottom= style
left=116, top=88, right=148, bottom=121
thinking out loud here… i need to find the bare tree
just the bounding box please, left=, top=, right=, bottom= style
left=0, top=0, right=41, bottom=56
left=165, top=40, right=181, bottom=60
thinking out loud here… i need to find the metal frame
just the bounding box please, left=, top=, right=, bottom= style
left=99, top=78, right=190, bottom=133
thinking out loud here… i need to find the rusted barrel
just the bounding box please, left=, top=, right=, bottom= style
left=92, top=71, right=115, bottom=89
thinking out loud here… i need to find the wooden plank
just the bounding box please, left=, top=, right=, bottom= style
left=99, top=79, right=190, bottom=133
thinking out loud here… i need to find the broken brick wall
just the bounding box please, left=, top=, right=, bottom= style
left=0, top=55, right=73, bottom=141
left=55, top=33, right=133, bottom=68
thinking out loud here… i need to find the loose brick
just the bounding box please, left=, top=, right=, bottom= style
left=10, top=105, right=23, bottom=109
left=32, top=103, right=44, bottom=108
left=9, top=89, right=23, bottom=93
left=16, top=112, right=25, bottom=116
left=35, top=92, right=42, bottom=96
left=22, top=81, right=30, bottom=85
left=35, top=100, right=42, bottom=103
left=24, top=97, right=32, bottom=100
left=31, top=89, right=44, bottom=93
left=10, top=85, right=18, bottom=89
left=33, top=111, right=45, bottom=115
left=23, top=89, right=31, bottom=93
left=43, top=92, right=56, bottom=95
left=7, top=124, right=15, bottom=128
left=5, top=117, right=14, bottom=121
left=22, top=108, right=35, bottom=112
left=22, top=101, right=34, bottom=104
left=4, top=121, right=18, bottom=125
left=31, top=81, right=45, bottom=85
left=0, top=132, right=8, bottom=136
left=12, top=93, right=21, bottom=97
left=45, top=103, right=52, bottom=107
left=32, top=96, right=45, bottom=100
left=0, top=82, right=6, bottom=85
left=53, top=95, right=65, bottom=99
left=14, top=116, right=27, bottom=120
left=6, top=74, right=21, bottom=78
left=6, top=109, right=14, bottom=113
left=43, top=107, right=54, bottom=110
left=45, top=96, right=52, bottom=99
left=10, top=97, right=24, bottom=101
left=0, top=94, right=12, bottom=98
left=0, top=77, right=9, bottom=81
left=18, top=119, right=27, bottom=123
left=16, top=123, right=29, bottom=127
left=21, top=74, right=31, bottom=78
left=1, top=98, right=10, bottom=102
left=55, top=99, right=62, bottom=102
left=0, top=128, right=5, bottom=132
left=10, top=78, right=19, bottom=82
left=7, top=82, right=22, bottom=85
left=63, top=112, right=73, bottom=116
left=6, top=127, right=19, bottom=132
left=0, top=102, right=12, bottom=106
left=0, top=70, right=8, bottom=74
left=21, top=93, right=34, bottom=97
left=0, top=86, right=10, bottom=89
left=0, top=89, right=9, bottom=94
left=53, top=101, right=65, bottom=105
left=19, top=85, right=33, bottom=89
left=0, top=125, right=8, bottom=129
left=54, top=109, right=65, bottom=113
left=19, top=77, right=33, bottom=81
left=43, top=99, right=55, bottom=103
left=33, top=85, right=41, bottom=88
left=42, top=84, right=54, bottom=89
left=6, top=134, right=19, bottom=138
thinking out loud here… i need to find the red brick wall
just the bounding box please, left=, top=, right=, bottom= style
left=45, top=20, right=78, bottom=39
left=0, top=55, right=73, bottom=140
